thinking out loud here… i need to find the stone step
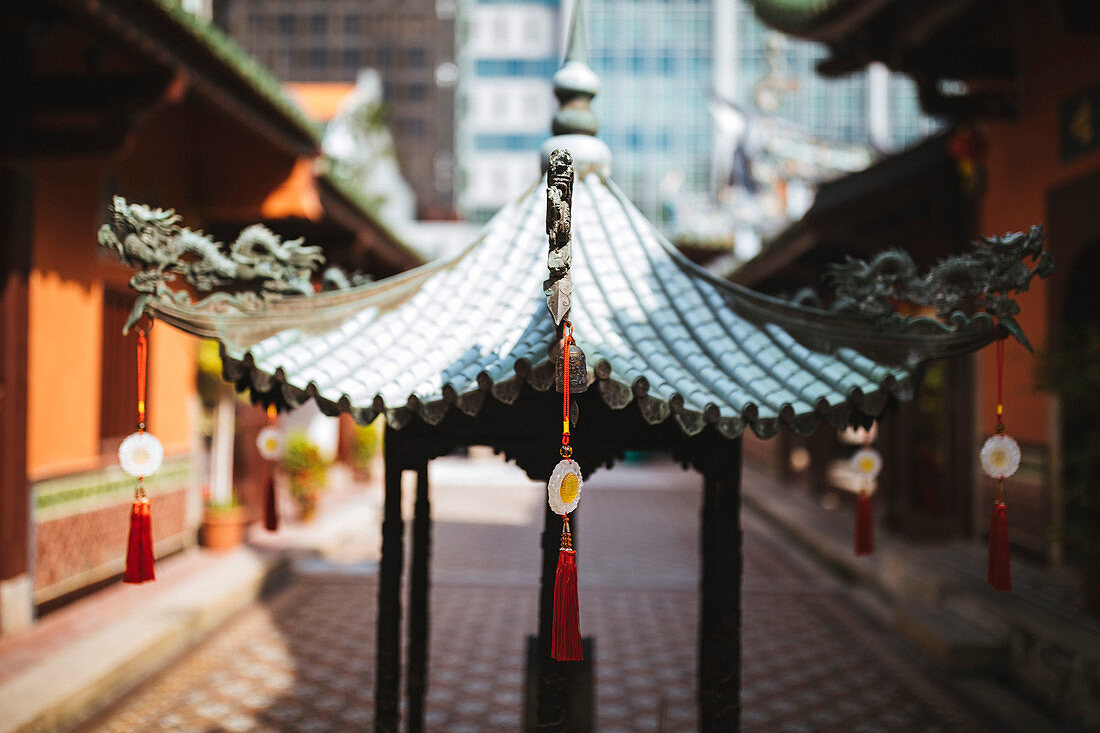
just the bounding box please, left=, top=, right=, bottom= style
left=892, top=604, right=1007, bottom=672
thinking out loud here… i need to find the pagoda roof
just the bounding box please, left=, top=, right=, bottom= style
left=142, top=164, right=977, bottom=440
left=106, top=1, right=1037, bottom=441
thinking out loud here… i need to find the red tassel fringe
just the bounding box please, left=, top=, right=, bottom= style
left=551, top=549, right=583, bottom=661
left=855, top=492, right=873, bottom=556
left=124, top=500, right=155, bottom=584
left=988, top=501, right=1011, bottom=591
left=263, top=475, right=279, bottom=531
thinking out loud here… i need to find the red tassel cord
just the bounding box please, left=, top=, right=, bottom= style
left=988, top=483, right=1011, bottom=591
left=263, top=474, right=279, bottom=531
left=124, top=487, right=155, bottom=584
left=552, top=516, right=583, bottom=661
left=855, top=489, right=874, bottom=556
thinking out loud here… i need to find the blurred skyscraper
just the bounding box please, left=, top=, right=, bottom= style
left=213, top=0, right=458, bottom=219
left=452, top=0, right=937, bottom=224
left=452, top=0, right=563, bottom=223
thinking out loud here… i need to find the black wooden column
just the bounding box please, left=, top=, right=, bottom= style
left=406, top=459, right=431, bottom=732
left=536, top=506, right=569, bottom=730
left=376, top=433, right=407, bottom=733
left=699, top=439, right=742, bottom=731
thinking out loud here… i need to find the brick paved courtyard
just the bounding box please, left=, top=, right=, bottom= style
left=81, top=457, right=996, bottom=732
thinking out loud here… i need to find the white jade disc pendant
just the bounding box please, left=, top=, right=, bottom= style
left=852, top=447, right=883, bottom=479
left=548, top=459, right=582, bottom=515
left=980, top=434, right=1021, bottom=479
left=119, top=431, right=164, bottom=477
left=256, top=426, right=285, bottom=460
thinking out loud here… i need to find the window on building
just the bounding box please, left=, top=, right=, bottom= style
left=377, top=47, right=393, bottom=69
left=310, top=14, right=327, bottom=34
left=343, top=49, right=362, bottom=70
left=277, top=14, right=294, bottom=35
left=407, top=84, right=428, bottom=102
left=100, top=289, right=144, bottom=451
left=408, top=48, right=427, bottom=68
left=310, top=48, right=327, bottom=69
left=344, top=14, right=361, bottom=34
left=247, top=13, right=263, bottom=31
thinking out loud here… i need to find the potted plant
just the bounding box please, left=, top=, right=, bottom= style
left=199, top=381, right=248, bottom=550
left=282, top=431, right=328, bottom=521
left=201, top=499, right=247, bottom=549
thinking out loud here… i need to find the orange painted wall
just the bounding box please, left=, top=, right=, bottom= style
left=27, top=92, right=315, bottom=477
left=27, top=157, right=105, bottom=472
left=28, top=154, right=198, bottom=475
left=976, top=6, right=1100, bottom=447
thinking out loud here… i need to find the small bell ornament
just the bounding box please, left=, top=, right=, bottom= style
left=555, top=336, right=588, bottom=394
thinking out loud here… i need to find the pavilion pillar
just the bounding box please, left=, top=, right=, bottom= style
left=0, top=163, right=33, bottom=637
left=536, top=507, right=569, bottom=730
left=699, top=439, right=742, bottom=732
left=406, top=459, right=431, bottom=732
left=375, top=433, right=407, bottom=733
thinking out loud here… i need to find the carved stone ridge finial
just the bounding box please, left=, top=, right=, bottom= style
left=544, top=150, right=575, bottom=326
left=98, top=196, right=331, bottom=332
left=822, top=225, right=1053, bottom=351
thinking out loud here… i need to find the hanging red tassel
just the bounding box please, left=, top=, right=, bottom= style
left=263, top=474, right=279, bottom=531
left=551, top=516, right=583, bottom=661
left=988, top=491, right=1011, bottom=591
left=855, top=490, right=873, bottom=556
left=124, top=495, right=155, bottom=584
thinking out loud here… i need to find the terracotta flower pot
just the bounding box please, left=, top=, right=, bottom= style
left=200, top=505, right=247, bottom=550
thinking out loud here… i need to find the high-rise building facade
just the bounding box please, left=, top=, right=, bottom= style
left=723, top=0, right=936, bottom=150
left=213, top=0, right=458, bottom=219
left=452, top=0, right=563, bottom=223
left=587, top=0, right=716, bottom=222
left=581, top=0, right=938, bottom=222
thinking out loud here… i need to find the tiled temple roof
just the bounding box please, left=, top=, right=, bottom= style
left=148, top=166, right=921, bottom=439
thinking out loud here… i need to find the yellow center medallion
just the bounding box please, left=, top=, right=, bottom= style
left=560, top=472, right=579, bottom=505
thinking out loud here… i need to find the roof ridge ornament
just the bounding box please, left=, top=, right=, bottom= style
left=544, top=150, right=575, bottom=326
left=824, top=225, right=1053, bottom=351
left=98, top=196, right=337, bottom=333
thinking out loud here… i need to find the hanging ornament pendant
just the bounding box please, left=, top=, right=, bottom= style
left=122, top=325, right=157, bottom=584
left=983, top=337, right=1013, bottom=592
left=851, top=444, right=881, bottom=556
left=257, top=405, right=284, bottom=532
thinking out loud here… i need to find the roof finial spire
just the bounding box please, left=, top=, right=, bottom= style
left=551, top=0, right=599, bottom=137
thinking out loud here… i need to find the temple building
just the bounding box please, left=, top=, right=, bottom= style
left=0, top=0, right=419, bottom=636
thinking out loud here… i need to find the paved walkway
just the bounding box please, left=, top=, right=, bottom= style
left=80, top=457, right=1007, bottom=732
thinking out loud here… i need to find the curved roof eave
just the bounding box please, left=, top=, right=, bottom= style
left=144, top=168, right=998, bottom=441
